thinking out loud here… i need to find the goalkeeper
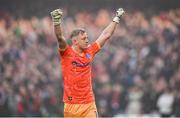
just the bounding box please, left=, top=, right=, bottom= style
left=50, top=8, right=125, bottom=117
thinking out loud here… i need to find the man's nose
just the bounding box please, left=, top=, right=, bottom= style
left=85, top=38, right=89, bottom=43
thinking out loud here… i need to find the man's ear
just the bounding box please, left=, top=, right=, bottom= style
left=72, top=38, right=77, bottom=45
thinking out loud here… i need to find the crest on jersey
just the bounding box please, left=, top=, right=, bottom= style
left=85, top=53, right=91, bottom=59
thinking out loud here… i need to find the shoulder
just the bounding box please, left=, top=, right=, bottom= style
left=86, top=42, right=101, bottom=51
left=88, top=41, right=100, bottom=48
left=59, top=46, right=73, bottom=56
left=85, top=41, right=101, bottom=56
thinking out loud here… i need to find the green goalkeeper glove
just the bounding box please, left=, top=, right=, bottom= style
left=113, top=8, right=125, bottom=23
left=50, top=9, right=63, bottom=25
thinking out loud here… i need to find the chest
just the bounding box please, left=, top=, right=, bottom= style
left=71, top=52, right=92, bottom=67
left=62, top=50, right=93, bottom=69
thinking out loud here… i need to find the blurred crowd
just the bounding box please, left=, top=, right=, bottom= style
left=0, top=8, right=180, bottom=117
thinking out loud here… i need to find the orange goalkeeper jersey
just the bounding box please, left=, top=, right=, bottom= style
left=59, top=42, right=100, bottom=104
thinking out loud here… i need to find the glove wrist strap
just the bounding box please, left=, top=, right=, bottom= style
left=113, top=16, right=120, bottom=23
left=53, top=19, right=61, bottom=26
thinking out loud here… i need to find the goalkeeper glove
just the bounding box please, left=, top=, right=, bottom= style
left=50, top=9, right=63, bottom=25
left=113, top=8, right=125, bottom=23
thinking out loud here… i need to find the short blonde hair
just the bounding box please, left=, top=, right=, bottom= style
left=70, top=28, right=86, bottom=39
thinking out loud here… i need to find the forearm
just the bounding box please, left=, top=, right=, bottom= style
left=101, top=21, right=117, bottom=39
left=51, top=9, right=67, bottom=49
left=54, top=25, right=67, bottom=49
left=96, top=8, right=125, bottom=47
left=96, top=21, right=118, bottom=47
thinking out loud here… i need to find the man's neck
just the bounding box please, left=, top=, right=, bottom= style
left=72, top=45, right=84, bottom=54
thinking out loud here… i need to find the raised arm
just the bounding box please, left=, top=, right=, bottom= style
left=96, top=8, right=125, bottom=47
left=51, top=9, right=67, bottom=50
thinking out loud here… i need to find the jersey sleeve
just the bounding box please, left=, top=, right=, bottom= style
left=59, top=46, right=70, bottom=57
left=88, top=41, right=101, bottom=56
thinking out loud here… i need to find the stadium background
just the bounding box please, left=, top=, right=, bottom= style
left=0, top=0, right=180, bottom=117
